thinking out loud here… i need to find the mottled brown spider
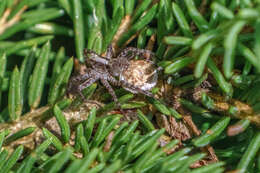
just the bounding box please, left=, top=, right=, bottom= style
left=67, top=45, right=160, bottom=108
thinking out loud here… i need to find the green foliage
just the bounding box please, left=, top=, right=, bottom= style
left=0, top=0, right=260, bottom=172
left=28, top=41, right=51, bottom=109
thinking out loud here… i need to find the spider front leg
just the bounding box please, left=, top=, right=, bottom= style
left=107, top=75, right=121, bottom=86
left=70, top=73, right=90, bottom=83
left=66, top=73, right=91, bottom=96
left=84, top=48, right=109, bottom=65
left=77, top=77, right=98, bottom=101
left=117, top=47, right=155, bottom=60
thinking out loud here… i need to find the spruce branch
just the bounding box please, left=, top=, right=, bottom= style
left=0, top=0, right=260, bottom=172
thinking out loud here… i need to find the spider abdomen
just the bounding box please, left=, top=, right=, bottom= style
left=120, top=60, right=158, bottom=93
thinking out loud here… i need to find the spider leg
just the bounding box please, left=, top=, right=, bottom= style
left=107, top=75, right=121, bottom=86
left=117, top=47, right=155, bottom=60
left=120, top=80, right=155, bottom=98
left=100, top=78, right=121, bottom=108
left=106, top=44, right=114, bottom=59
left=78, top=77, right=98, bottom=101
left=66, top=72, right=91, bottom=96
left=84, top=48, right=109, bottom=65
left=70, top=73, right=90, bottom=83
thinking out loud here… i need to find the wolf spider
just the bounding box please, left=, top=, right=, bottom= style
left=67, top=45, right=160, bottom=108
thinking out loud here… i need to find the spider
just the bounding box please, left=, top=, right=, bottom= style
left=67, top=45, right=160, bottom=108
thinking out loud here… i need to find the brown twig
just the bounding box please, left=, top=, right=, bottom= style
left=144, top=34, right=156, bottom=59
left=0, top=8, right=11, bottom=25
left=1, top=100, right=99, bottom=153
left=0, top=5, right=27, bottom=35
left=202, top=92, right=260, bottom=126
left=198, top=0, right=208, bottom=15
left=122, top=32, right=139, bottom=48
left=227, top=121, right=248, bottom=136
left=103, top=131, right=114, bottom=152
left=112, top=15, right=132, bottom=53
left=171, top=87, right=219, bottom=164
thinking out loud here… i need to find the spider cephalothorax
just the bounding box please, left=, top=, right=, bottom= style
left=67, top=45, right=160, bottom=107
